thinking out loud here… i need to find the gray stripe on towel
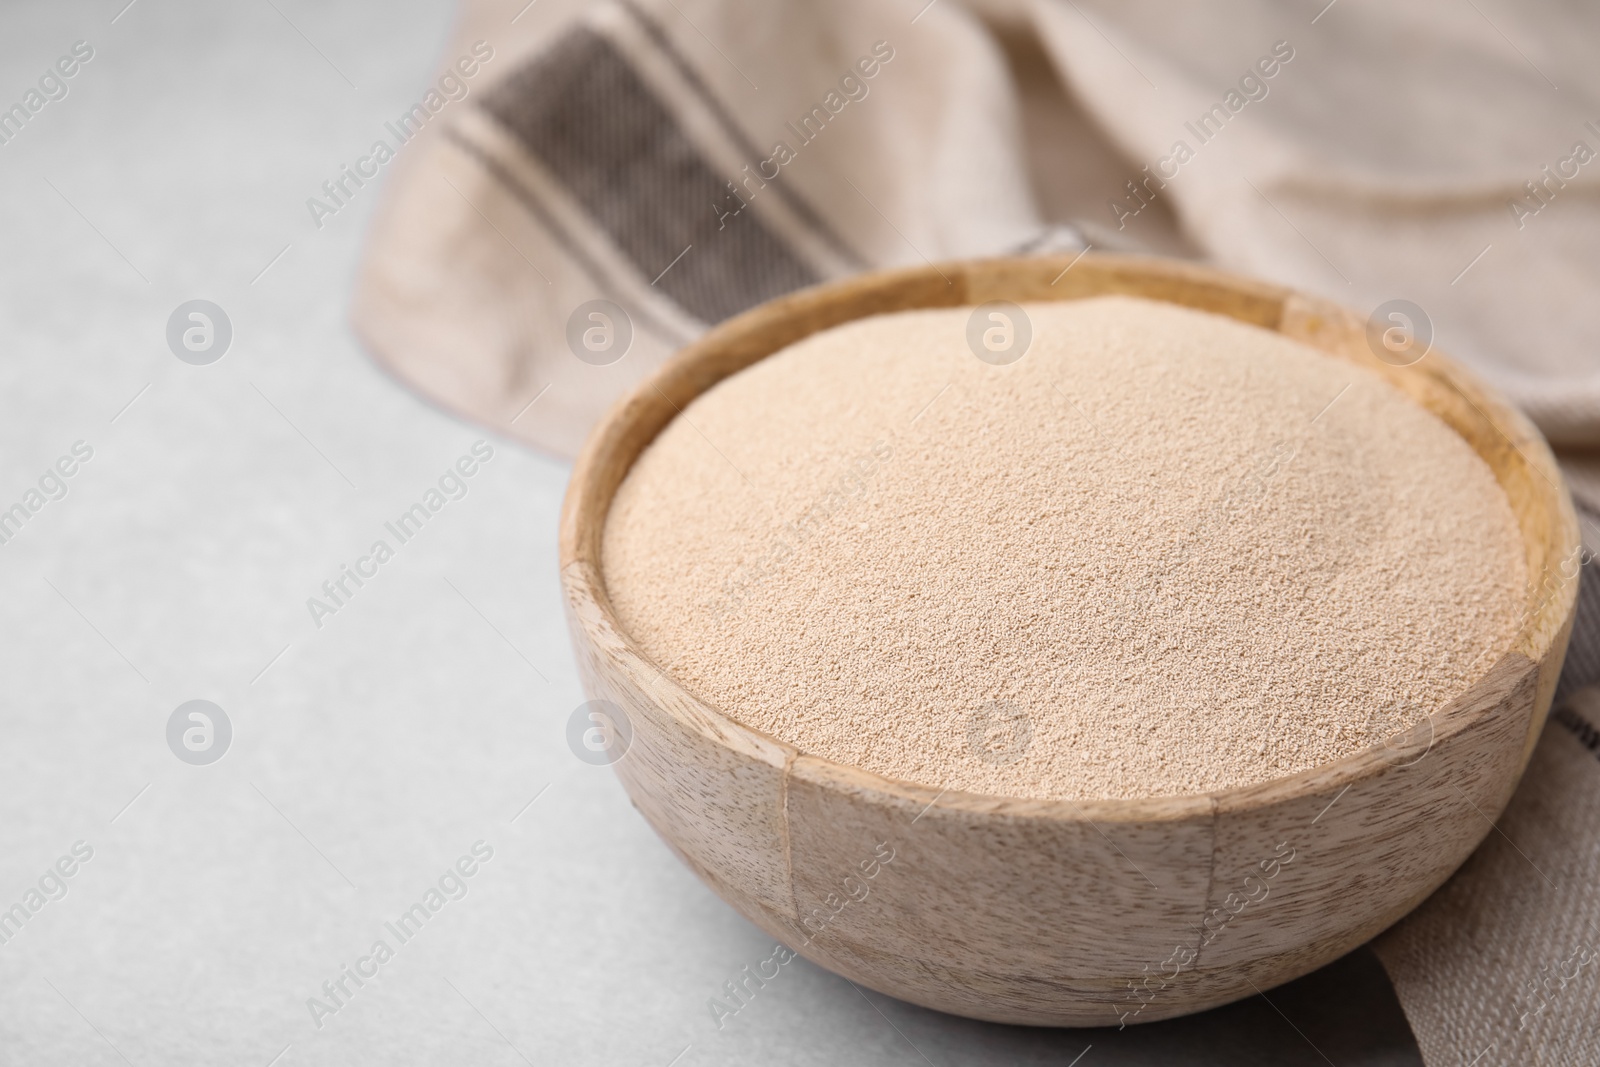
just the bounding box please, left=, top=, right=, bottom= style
left=614, top=0, right=867, bottom=271
left=1557, top=501, right=1600, bottom=701
left=478, top=26, right=821, bottom=324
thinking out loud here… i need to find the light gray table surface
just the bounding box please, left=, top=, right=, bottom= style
left=0, top=3, right=1414, bottom=1064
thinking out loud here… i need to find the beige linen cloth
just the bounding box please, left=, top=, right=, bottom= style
left=353, top=0, right=1600, bottom=1061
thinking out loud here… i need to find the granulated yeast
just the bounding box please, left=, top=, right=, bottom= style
left=602, top=296, right=1526, bottom=801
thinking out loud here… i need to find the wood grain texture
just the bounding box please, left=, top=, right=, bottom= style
left=558, top=255, right=1580, bottom=1025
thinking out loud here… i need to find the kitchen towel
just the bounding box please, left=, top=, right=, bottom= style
left=351, top=0, right=1600, bottom=457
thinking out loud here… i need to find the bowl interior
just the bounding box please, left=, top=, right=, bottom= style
left=560, top=254, right=1579, bottom=820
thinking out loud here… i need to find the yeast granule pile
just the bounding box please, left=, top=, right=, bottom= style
left=601, top=296, right=1526, bottom=801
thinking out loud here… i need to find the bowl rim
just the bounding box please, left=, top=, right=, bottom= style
left=559, top=253, right=1580, bottom=824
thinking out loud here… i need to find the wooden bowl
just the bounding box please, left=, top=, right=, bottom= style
left=559, top=255, right=1580, bottom=1026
